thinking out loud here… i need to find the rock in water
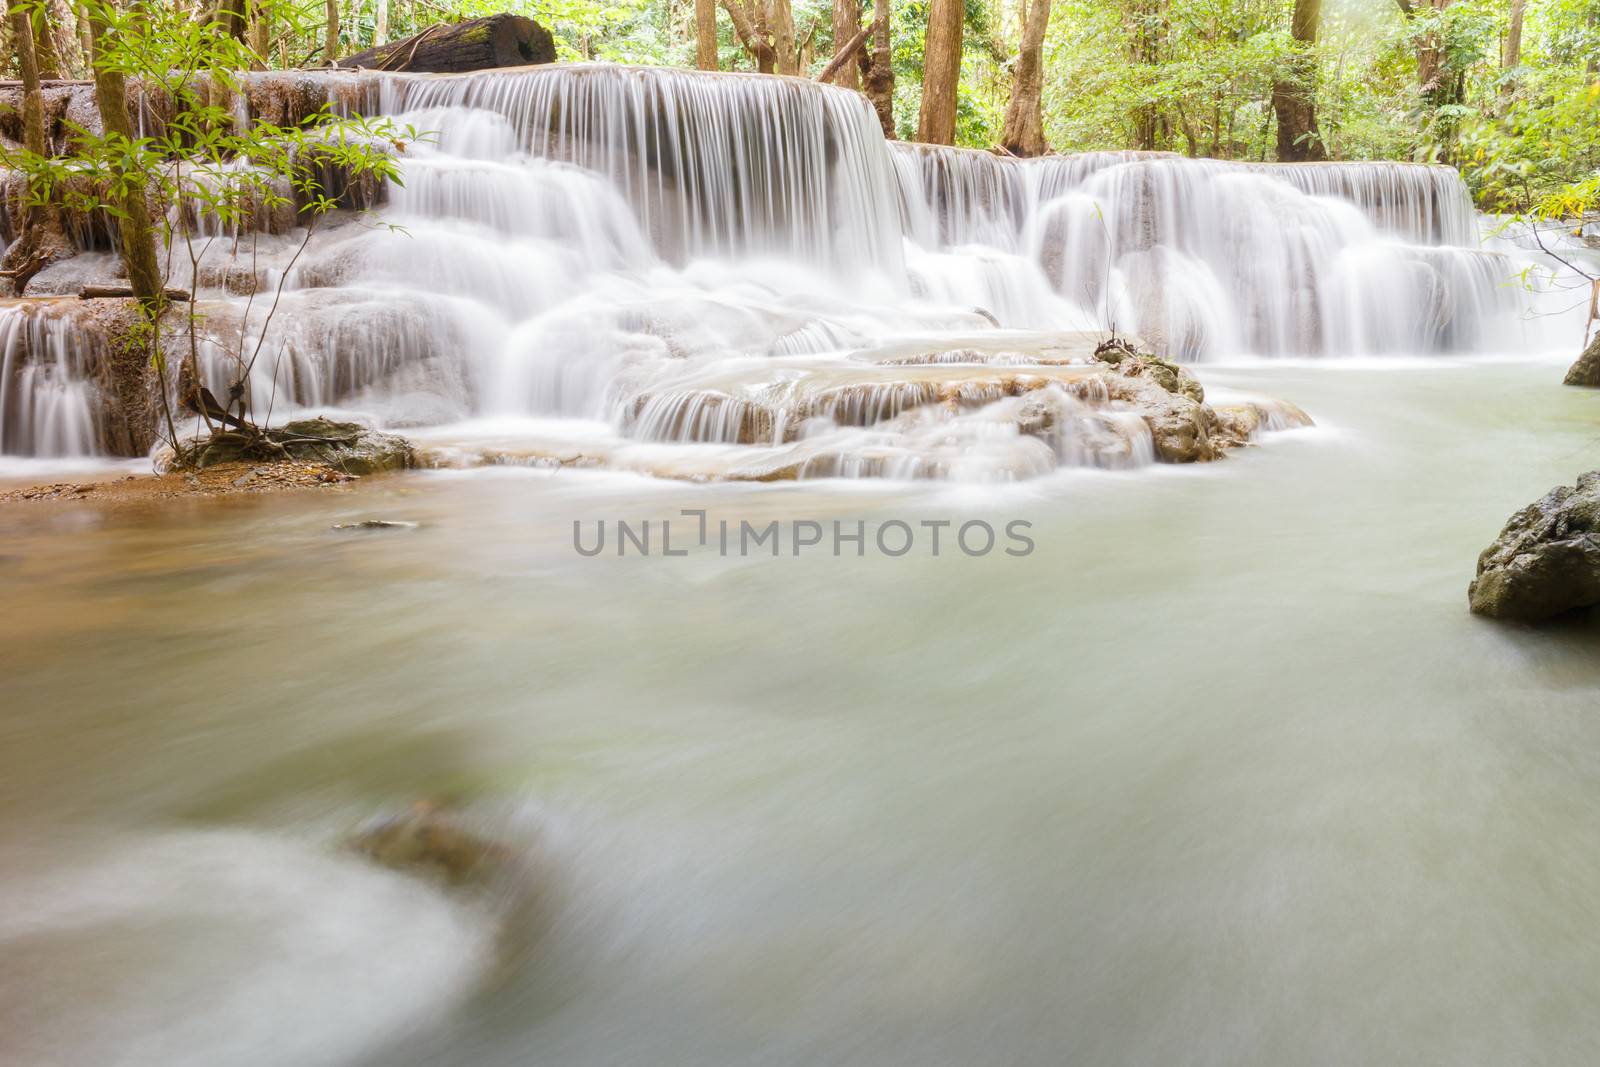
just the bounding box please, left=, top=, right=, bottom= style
left=1469, top=472, right=1600, bottom=621
left=332, top=520, right=420, bottom=531
left=347, top=801, right=514, bottom=888
left=1564, top=333, right=1600, bottom=387
left=174, top=417, right=414, bottom=475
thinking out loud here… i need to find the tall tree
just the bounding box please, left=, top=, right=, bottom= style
left=1501, top=0, right=1525, bottom=98
left=375, top=0, right=390, bottom=44
left=27, top=0, right=58, bottom=77
left=1127, top=0, right=1165, bottom=149
left=695, top=0, right=718, bottom=69
left=248, top=0, right=270, bottom=69
left=830, top=0, right=860, bottom=88
left=999, top=0, right=1051, bottom=156
left=1272, top=0, right=1327, bottom=161
left=6, top=0, right=43, bottom=157
left=325, top=0, right=339, bottom=65
left=1, top=0, right=70, bottom=293
left=718, top=0, right=803, bottom=73
left=918, top=0, right=963, bottom=144
left=1396, top=0, right=1463, bottom=110
left=84, top=3, right=164, bottom=308
left=860, top=0, right=894, bottom=135
left=210, top=0, right=247, bottom=41
left=771, top=0, right=797, bottom=74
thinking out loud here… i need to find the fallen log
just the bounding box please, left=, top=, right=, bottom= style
left=335, top=14, right=556, bottom=73
left=79, top=284, right=192, bottom=302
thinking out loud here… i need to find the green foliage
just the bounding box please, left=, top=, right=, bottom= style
left=4, top=0, right=409, bottom=242
left=4, top=0, right=1597, bottom=211
left=1457, top=73, right=1600, bottom=216
left=0, top=0, right=416, bottom=439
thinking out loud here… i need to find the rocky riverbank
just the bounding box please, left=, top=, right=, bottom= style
left=0, top=460, right=360, bottom=505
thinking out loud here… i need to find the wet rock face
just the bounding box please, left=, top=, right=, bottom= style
left=1469, top=471, right=1600, bottom=621
left=1093, top=338, right=1217, bottom=462
left=1564, top=333, right=1600, bottom=388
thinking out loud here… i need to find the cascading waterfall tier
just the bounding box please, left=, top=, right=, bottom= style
left=387, top=66, right=908, bottom=274
left=0, top=64, right=1547, bottom=472
left=0, top=301, right=103, bottom=457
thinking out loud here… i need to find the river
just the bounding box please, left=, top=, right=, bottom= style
left=3, top=351, right=1598, bottom=1065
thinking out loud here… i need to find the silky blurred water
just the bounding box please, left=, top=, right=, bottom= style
left=2, top=355, right=1599, bottom=1065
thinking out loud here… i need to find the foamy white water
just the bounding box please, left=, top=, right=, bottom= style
left=0, top=65, right=1573, bottom=473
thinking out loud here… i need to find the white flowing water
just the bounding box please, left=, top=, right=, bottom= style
left=0, top=301, right=101, bottom=457
left=3, top=354, right=1599, bottom=1065
left=0, top=65, right=1567, bottom=473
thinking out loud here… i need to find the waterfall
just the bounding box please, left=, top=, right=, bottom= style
left=0, top=302, right=101, bottom=458
left=392, top=66, right=907, bottom=274
left=891, top=147, right=1505, bottom=357
left=0, top=64, right=1552, bottom=473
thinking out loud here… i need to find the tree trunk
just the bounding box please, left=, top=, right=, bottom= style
left=769, top=0, right=797, bottom=74
left=42, top=0, right=85, bottom=78
left=1271, top=0, right=1326, bottom=161
left=998, top=0, right=1050, bottom=156
left=324, top=0, right=339, bottom=66
left=1413, top=0, right=1460, bottom=109
left=337, top=15, right=556, bottom=72
left=718, top=0, right=773, bottom=71
left=1128, top=0, right=1164, bottom=149
left=830, top=0, right=860, bottom=88
left=861, top=0, right=894, bottom=136
left=84, top=7, right=163, bottom=308
left=2, top=0, right=69, bottom=293
left=1500, top=0, right=1524, bottom=102
left=86, top=6, right=187, bottom=451
left=375, top=0, right=389, bottom=45
left=918, top=0, right=962, bottom=144
left=26, top=0, right=57, bottom=78
left=211, top=0, right=248, bottom=41
left=695, top=0, right=718, bottom=69
left=6, top=0, right=43, bottom=157
left=248, top=0, right=270, bottom=69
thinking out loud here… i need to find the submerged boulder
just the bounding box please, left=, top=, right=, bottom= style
left=1469, top=471, right=1600, bottom=621
left=1564, top=333, right=1600, bottom=387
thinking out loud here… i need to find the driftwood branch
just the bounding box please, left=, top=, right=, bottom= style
left=816, top=24, right=871, bottom=83
left=80, top=284, right=192, bottom=301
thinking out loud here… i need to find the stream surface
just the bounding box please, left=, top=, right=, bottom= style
left=3, top=354, right=1599, bottom=1065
